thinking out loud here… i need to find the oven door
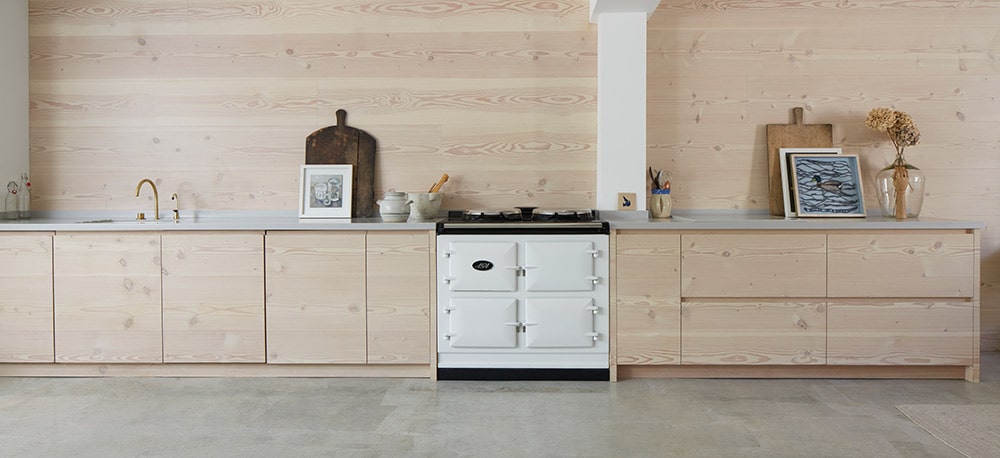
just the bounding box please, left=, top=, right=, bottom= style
left=443, top=241, right=518, bottom=292
left=524, top=241, right=598, bottom=291
left=523, top=298, right=598, bottom=348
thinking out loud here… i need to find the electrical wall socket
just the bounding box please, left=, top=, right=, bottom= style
left=617, top=192, right=637, bottom=211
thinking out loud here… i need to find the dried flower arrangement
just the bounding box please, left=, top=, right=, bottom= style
left=865, top=107, right=922, bottom=218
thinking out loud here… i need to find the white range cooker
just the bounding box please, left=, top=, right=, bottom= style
left=436, top=207, right=610, bottom=380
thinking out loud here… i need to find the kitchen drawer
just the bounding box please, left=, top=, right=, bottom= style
left=681, top=301, right=826, bottom=365
left=827, top=232, right=975, bottom=298
left=681, top=233, right=826, bottom=297
left=615, top=232, right=680, bottom=365
left=827, top=300, right=974, bottom=365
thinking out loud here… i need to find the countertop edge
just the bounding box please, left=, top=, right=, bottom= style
left=0, top=211, right=984, bottom=232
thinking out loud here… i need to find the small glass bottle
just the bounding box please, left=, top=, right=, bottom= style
left=17, top=173, right=31, bottom=219
left=5, top=181, right=18, bottom=220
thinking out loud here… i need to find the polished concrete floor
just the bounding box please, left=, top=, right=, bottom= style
left=2, top=354, right=998, bottom=457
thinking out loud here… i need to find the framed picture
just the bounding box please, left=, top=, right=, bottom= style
left=779, top=147, right=842, bottom=217
left=790, top=154, right=865, bottom=217
left=299, top=164, right=353, bottom=218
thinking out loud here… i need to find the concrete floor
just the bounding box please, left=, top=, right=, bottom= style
left=2, top=354, right=998, bottom=457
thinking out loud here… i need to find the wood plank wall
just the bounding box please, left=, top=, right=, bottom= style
left=27, top=1, right=1000, bottom=349
left=27, top=0, right=597, bottom=211
left=647, top=0, right=1000, bottom=349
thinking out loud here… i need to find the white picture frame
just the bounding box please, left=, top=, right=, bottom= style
left=790, top=153, right=866, bottom=218
left=299, top=164, right=353, bottom=218
left=779, top=147, right=842, bottom=217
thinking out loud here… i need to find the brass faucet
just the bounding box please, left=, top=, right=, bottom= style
left=170, top=193, right=179, bottom=220
left=135, top=178, right=159, bottom=220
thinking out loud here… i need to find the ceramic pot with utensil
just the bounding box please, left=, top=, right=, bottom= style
left=407, top=192, right=442, bottom=220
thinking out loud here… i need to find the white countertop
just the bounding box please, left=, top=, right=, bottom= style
left=602, top=210, right=985, bottom=230
left=0, top=210, right=984, bottom=232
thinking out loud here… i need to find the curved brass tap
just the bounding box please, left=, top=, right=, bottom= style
left=135, top=178, right=159, bottom=220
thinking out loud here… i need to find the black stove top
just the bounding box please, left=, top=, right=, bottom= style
left=437, top=207, right=608, bottom=235
left=447, top=207, right=598, bottom=223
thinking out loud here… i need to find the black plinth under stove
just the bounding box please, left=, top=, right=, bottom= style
left=436, top=207, right=608, bottom=235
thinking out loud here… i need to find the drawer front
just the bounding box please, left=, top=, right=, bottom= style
left=828, top=233, right=975, bottom=298
left=682, top=234, right=826, bottom=297
left=827, top=300, right=974, bottom=365
left=681, top=301, right=826, bottom=365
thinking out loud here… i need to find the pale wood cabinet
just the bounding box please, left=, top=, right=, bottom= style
left=161, top=232, right=265, bottom=363
left=264, top=231, right=367, bottom=364
left=614, top=229, right=980, bottom=380
left=366, top=231, right=431, bottom=364
left=828, top=300, right=974, bottom=366
left=263, top=230, right=431, bottom=365
left=54, top=232, right=163, bottom=363
left=0, top=233, right=54, bottom=363
left=681, top=301, right=826, bottom=365
left=681, top=233, right=827, bottom=297
left=828, top=232, right=976, bottom=298
left=615, top=232, right=680, bottom=365
left=827, top=231, right=977, bottom=367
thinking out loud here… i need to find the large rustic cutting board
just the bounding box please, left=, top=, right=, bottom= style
left=766, top=107, right=833, bottom=216
left=306, top=109, right=376, bottom=217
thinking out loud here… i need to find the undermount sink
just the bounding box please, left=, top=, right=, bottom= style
left=75, top=218, right=176, bottom=224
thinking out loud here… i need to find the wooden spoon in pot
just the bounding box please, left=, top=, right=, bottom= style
left=428, top=173, right=449, bottom=193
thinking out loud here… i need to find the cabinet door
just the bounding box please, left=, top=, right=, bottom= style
left=54, top=233, right=162, bottom=363
left=0, top=233, right=54, bottom=362
left=828, top=300, right=974, bottom=365
left=682, top=233, right=827, bottom=297
left=265, top=231, right=367, bottom=364
left=828, top=232, right=975, bottom=298
left=615, top=233, right=680, bottom=365
left=162, top=232, right=264, bottom=363
left=681, top=301, right=826, bottom=365
left=367, top=231, right=431, bottom=364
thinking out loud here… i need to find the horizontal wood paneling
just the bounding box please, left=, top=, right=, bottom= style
left=28, top=0, right=597, bottom=213
left=646, top=1, right=1000, bottom=349
left=25, top=0, right=1000, bottom=348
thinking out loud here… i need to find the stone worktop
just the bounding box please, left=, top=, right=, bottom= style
left=0, top=209, right=984, bottom=232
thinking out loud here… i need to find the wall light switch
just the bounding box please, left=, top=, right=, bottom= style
left=617, top=192, right=636, bottom=211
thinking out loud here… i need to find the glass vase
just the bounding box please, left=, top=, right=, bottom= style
left=874, top=155, right=925, bottom=219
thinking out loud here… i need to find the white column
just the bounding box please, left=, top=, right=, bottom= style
left=0, top=0, right=29, bottom=190
left=590, top=0, right=660, bottom=211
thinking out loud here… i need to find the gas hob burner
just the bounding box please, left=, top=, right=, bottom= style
left=534, top=209, right=596, bottom=221
left=445, top=207, right=600, bottom=223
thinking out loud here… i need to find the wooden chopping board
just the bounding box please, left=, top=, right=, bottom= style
left=766, top=107, right=833, bottom=216
left=306, top=109, right=376, bottom=218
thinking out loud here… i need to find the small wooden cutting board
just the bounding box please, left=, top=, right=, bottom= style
left=766, top=107, right=833, bottom=216
left=305, top=109, right=376, bottom=218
